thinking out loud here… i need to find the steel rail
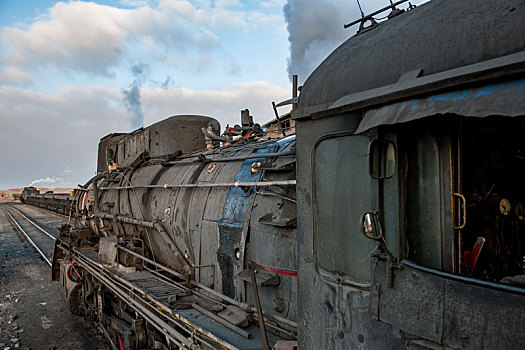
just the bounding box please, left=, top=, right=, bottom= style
left=9, top=206, right=56, bottom=241
left=4, top=209, right=52, bottom=266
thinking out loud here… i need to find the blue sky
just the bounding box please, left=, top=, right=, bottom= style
left=0, top=0, right=427, bottom=189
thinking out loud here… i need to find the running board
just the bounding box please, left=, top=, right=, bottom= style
left=55, top=240, right=296, bottom=349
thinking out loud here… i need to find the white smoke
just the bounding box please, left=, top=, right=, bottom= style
left=123, top=62, right=150, bottom=130
left=283, top=0, right=428, bottom=83
left=283, top=0, right=353, bottom=83
left=28, top=177, right=63, bottom=187
left=27, top=167, right=74, bottom=188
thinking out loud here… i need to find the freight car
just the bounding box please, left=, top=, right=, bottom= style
left=20, top=187, right=76, bottom=215
left=51, top=0, right=525, bottom=349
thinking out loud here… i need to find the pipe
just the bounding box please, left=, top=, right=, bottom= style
left=95, top=212, right=154, bottom=228
left=255, top=191, right=296, bottom=203
left=91, top=174, right=106, bottom=213
left=249, top=267, right=270, bottom=350
left=201, top=127, right=230, bottom=143
left=99, top=179, right=296, bottom=191
left=292, top=75, right=298, bottom=110
left=153, top=221, right=191, bottom=272
left=98, top=321, right=118, bottom=350
left=272, top=101, right=286, bottom=137
left=163, top=151, right=295, bottom=166
left=95, top=213, right=190, bottom=272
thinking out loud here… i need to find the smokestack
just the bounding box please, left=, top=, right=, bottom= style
left=292, top=75, right=298, bottom=110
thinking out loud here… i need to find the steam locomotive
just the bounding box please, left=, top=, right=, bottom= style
left=47, top=0, right=525, bottom=349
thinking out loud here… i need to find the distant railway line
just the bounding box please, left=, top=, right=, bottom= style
left=3, top=205, right=58, bottom=267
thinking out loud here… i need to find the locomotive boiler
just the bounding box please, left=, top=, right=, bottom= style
left=53, top=114, right=298, bottom=349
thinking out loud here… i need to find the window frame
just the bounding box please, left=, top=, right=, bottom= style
left=311, top=131, right=374, bottom=288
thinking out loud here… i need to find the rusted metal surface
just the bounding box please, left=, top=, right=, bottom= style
left=55, top=113, right=297, bottom=348
left=97, top=115, right=220, bottom=173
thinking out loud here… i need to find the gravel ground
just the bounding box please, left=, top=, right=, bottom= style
left=0, top=199, right=109, bottom=350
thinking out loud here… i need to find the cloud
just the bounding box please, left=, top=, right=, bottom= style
left=120, top=0, right=151, bottom=7
left=0, top=84, right=129, bottom=189
left=0, top=66, right=32, bottom=86
left=0, top=81, right=289, bottom=189
left=0, top=0, right=291, bottom=190
left=0, top=1, right=221, bottom=80
left=159, top=0, right=282, bottom=29
left=142, top=81, right=290, bottom=128
left=2, top=2, right=128, bottom=76
left=0, top=0, right=284, bottom=85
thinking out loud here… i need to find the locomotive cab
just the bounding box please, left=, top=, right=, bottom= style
left=360, top=108, right=525, bottom=350
left=294, top=0, right=525, bottom=348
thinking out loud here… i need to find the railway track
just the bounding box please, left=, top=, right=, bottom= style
left=0, top=201, right=111, bottom=349
left=3, top=205, right=59, bottom=267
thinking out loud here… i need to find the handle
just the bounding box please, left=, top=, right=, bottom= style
left=453, top=193, right=467, bottom=230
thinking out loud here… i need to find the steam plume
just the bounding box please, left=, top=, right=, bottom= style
left=28, top=176, right=62, bottom=187
left=283, top=0, right=354, bottom=82
left=123, top=62, right=150, bottom=129
left=27, top=167, right=73, bottom=187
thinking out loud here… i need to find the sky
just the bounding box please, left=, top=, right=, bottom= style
left=0, top=0, right=428, bottom=190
